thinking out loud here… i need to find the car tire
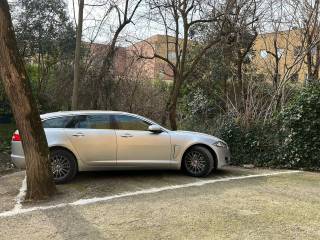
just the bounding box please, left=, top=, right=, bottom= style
left=183, top=146, right=214, bottom=177
left=50, top=149, right=77, bottom=184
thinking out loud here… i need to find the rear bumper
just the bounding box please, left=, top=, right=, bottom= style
left=11, top=154, right=26, bottom=169
left=11, top=141, right=26, bottom=169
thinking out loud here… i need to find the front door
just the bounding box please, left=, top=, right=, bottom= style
left=113, top=114, right=171, bottom=167
left=64, top=114, right=117, bottom=167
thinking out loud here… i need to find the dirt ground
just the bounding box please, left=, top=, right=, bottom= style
left=0, top=167, right=319, bottom=240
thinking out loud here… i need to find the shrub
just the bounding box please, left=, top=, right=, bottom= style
left=278, top=83, right=320, bottom=170
left=217, top=119, right=279, bottom=167
left=181, top=115, right=280, bottom=167
left=216, top=83, right=320, bottom=170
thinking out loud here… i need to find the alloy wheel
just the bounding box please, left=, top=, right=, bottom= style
left=185, top=150, right=207, bottom=175
left=51, top=154, right=71, bottom=181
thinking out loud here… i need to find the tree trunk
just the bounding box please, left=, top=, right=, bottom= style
left=168, top=103, right=177, bottom=130
left=306, top=34, right=313, bottom=81
left=272, top=39, right=280, bottom=89
left=306, top=51, right=312, bottom=81
left=95, top=25, right=123, bottom=110
left=236, top=50, right=244, bottom=113
left=0, top=0, right=56, bottom=200
left=168, top=76, right=182, bottom=130
left=96, top=52, right=114, bottom=110
left=161, top=80, right=176, bottom=126
left=71, top=0, right=84, bottom=110
left=313, top=43, right=320, bottom=80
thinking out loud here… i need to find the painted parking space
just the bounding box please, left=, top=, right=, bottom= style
left=0, top=167, right=301, bottom=218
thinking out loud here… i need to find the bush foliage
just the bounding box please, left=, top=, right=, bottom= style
left=216, top=83, right=320, bottom=170
left=217, top=120, right=279, bottom=167
left=278, top=83, right=320, bottom=169
left=180, top=83, right=320, bottom=170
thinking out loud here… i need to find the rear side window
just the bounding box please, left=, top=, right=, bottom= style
left=42, top=116, right=74, bottom=128
left=114, top=115, right=150, bottom=131
left=73, top=115, right=113, bottom=129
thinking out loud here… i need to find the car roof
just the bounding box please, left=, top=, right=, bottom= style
left=40, top=111, right=170, bottom=132
left=40, top=111, right=133, bottom=119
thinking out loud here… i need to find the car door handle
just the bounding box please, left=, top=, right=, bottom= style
left=120, top=133, right=133, bottom=138
left=72, top=133, right=85, bottom=137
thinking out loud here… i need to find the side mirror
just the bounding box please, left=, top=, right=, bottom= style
left=148, top=124, right=163, bottom=133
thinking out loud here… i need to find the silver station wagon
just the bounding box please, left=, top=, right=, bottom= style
left=11, top=111, right=230, bottom=183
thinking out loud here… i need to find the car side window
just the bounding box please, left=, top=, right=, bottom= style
left=114, top=115, right=150, bottom=131
left=42, top=116, right=74, bottom=128
left=73, top=115, right=113, bottom=129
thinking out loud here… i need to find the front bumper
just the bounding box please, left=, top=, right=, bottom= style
left=212, top=145, right=231, bottom=168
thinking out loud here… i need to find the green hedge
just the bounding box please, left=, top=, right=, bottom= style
left=217, top=83, right=320, bottom=170
left=217, top=120, right=279, bottom=167
left=278, top=83, right=320, bottom=169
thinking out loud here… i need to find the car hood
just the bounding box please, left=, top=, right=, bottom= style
left=173, top=130, right=224, bottom=143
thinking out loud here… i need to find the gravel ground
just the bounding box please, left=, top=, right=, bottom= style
left=0, top=167, right=319, bottom=239
left=0, top=171, right=24, bottom=212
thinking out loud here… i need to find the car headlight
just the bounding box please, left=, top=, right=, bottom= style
left=212, top=141, right=227, bottom=148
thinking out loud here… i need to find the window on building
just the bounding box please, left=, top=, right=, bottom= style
left=311, top=46, right=317, bottom=56
left=244, top=52, right=253, bottom=62
left=159, top=70, right=165, bottom=80
left=168, top=51, right=176, bottom=62
left=290, top=73, right=299, bottom=83
left=260, top=50, right=268, bottom=59
left=294, top=46, right=302, bottom=56
left=277, top=48, right=284, bottom=57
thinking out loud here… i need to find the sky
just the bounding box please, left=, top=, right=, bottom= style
left=66, top=0, right=280, bottom=46
left=66, top=0, right=164, bottom=45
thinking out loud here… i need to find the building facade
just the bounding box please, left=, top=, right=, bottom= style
left=99, top=30, right=317, bottom=84
left=252, top=29, right=316, bottom=84
left=126, top=34, right=177, bottom=81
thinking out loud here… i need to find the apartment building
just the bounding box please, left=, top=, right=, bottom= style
left=126, top=34, right=178, bottom=81
left=85, top=42, right=128, bottom=77
left=253, top=29, right=313, bottom=83
left=100, top=30, right=316, bottom=84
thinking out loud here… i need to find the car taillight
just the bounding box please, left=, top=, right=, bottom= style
left=12, top=133, right=21, bottom=141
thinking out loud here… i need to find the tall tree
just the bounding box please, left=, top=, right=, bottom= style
left=0, top=0, right=56, bottom=200
left=258, top=0, right=319, bottom=112
left=13, top=0, right=75, bottom=100
left=72, top=0, right=84, bottom=110
left=301, top=0, right=320, bottom=81
left=92, top=0, right=143, bottom=109
left=136, top=0, right=257, bottom=129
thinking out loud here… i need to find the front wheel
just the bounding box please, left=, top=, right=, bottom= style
left=50, top=149, right=77, bottom=184
left=183, top=146, right=214, bottom=177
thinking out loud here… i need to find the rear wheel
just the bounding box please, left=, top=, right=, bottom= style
left=183, top=146, right=214, bottom=177
left=50, top=149, right=77, bottom=184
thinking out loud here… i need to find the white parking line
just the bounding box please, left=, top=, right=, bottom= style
left=13, top=177, right=27, bottom=211
left=0, top=170, right=301, bottom=218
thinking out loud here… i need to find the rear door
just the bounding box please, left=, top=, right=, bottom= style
left=64, top=114, right=117, bottom=167
left=43, top=115, right=75, bottom=147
